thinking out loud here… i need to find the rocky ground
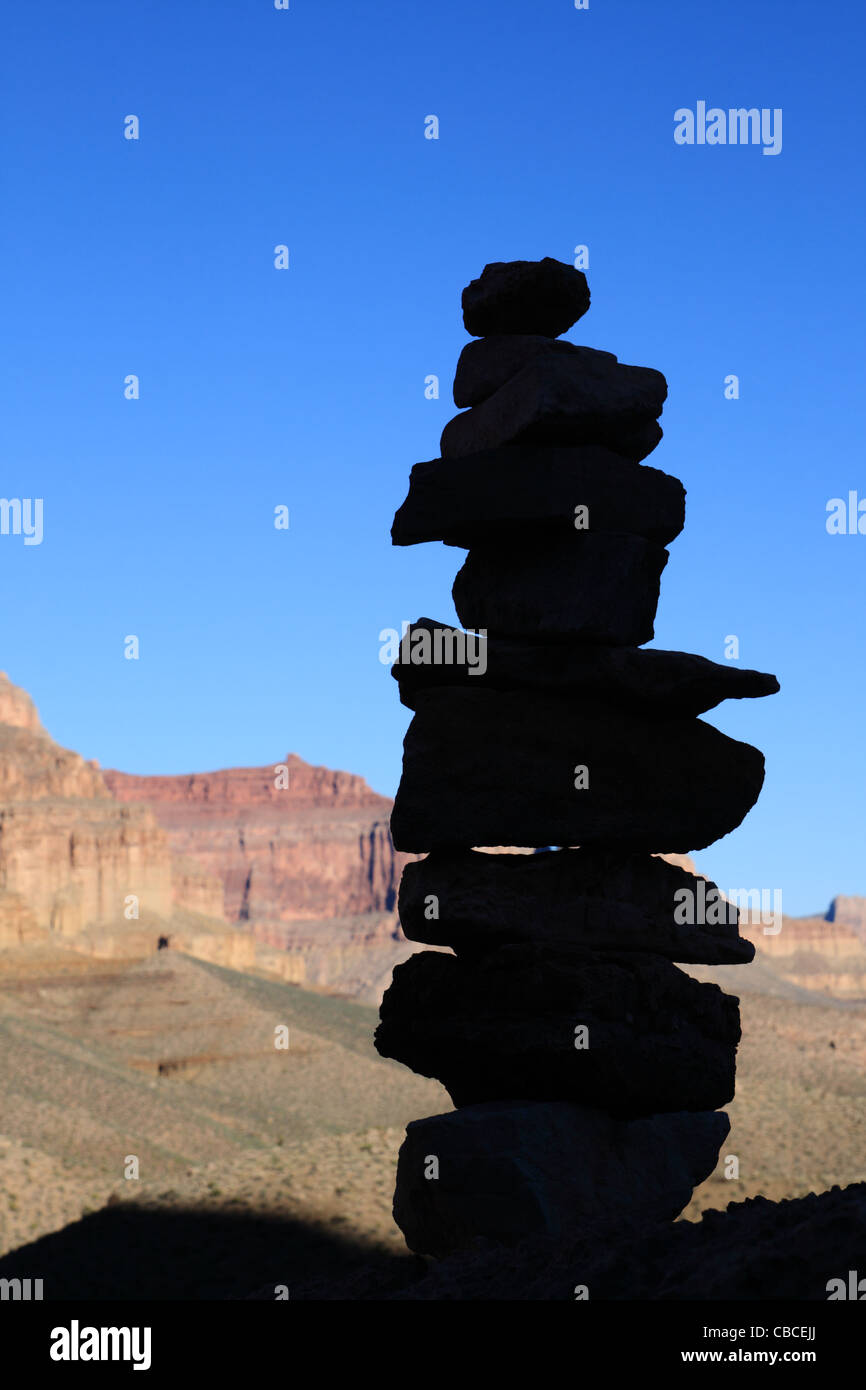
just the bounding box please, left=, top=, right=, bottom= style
left=0, top=946, right=864, bottom=1298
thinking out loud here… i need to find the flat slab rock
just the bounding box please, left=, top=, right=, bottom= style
left=462, top=258, right=590, bottom=338
left=391, top=619, right=780, bottom=717
left=375, top=946, right=740, bottom=1114
left=452, top=532, right=668, bottom=644
left=454, top=338, right=666, bottom=420
left=390, top=688, right=765, bottom=853
left=391, top=445, right=685, bottom=548
left=454, top=336, right=619, bottom=407
left=393, top=1100, right=730, bottom=1257
left=440, top=353, right=666, bottom=463
left=398, top=847, right=754, bottom=965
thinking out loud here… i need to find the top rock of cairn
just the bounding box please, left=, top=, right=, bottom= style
left=462, top=257, right=591, bottom=338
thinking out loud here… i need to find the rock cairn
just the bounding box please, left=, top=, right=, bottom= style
left=375, top=257, right=779, bottom=1257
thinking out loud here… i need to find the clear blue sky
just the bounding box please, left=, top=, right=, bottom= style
left=1, top=0, right=863, bottom=915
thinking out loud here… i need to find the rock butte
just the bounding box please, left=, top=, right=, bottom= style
left=104, top=758, right=417, bottom=999
left=0, top=677, right=251, bottom=970
left=104, top=758, right=406, bottom=923
left=0, top=675, right=412, bottom=994
left=377, top=255, right=779, bottom=1255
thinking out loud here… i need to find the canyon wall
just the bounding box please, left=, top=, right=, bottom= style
left=4, top=669, right=865, bottom=1003
left=102, top=756, right=418, bottom=997
left=0, top=676, right=244, bottom=969
left=741, top=908, right=866, bottom=999
left=0, top=672, right=42, bottom=734
left=103, top=755, right=410, bottom=924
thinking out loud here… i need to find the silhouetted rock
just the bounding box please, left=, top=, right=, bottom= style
left=462, top=258, right=590, bottom=338
left=382, top=254, right=777, bottom=1259
left=454, top=336, right=615, bottom=407
left=393, top=1101, right=729, bottom=1256
left=376, top=946, right=740, bottom=1114
left=398, top=847, right=754, bottom=964
left=441, top=356, right=665, bottom=461
left=391, top=689, right=765, bottom=854
left=391, top=620, right=780, bottom=716
left=452, top=533, right=668, bottom=643
left=391, top=446, right=685, bottom=548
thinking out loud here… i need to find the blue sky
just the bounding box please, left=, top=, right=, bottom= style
left=1, top=0, right=863, bottom=915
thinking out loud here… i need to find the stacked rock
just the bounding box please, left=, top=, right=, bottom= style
left=375, top=257, right=779, bottom=1258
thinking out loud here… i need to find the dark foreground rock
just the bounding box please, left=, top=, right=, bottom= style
left=390, top=689, right=766, bottom=853
left=393, top=1101, right=729, bottom=1256
left=375, top=947, right=740, bottom=1114
left=452, top=533, right=668, bottom=643
left=398, top=847, right=754, bottom=964
left=391, top=445, right=685, bottom=548
left=462, top=258, right=590, bottom=338
left=391, top=618, right=780, bottom=716
left=279, top=1183, right=866, bottom=1301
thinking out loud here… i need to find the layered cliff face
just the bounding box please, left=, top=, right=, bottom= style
left=250, top=911, right=419, bottom=1002
left=103, top=756, right=410, bottom=923
left=101, top=756, right=417, bottom=998
left=0, top=672, right=42, bottom=734
left=0, top=721, right=174, bottom=939
left=740, top=904, right=866, bottom=999
left=0, top=795, right=173, bottom=936
left=0, top=674, right=409, bottom=992
left=0, top=724, right=106, bottom=802
left=826, top=895, right=866, bottom=943
left=0, top=676, right=238, bottom=964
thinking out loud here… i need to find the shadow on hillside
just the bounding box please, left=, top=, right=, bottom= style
left=0, top=1203, right=419, bottom=1300
left=8, top=1184, right=865, bottom=1301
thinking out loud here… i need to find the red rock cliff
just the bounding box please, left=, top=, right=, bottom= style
left=0, top=676, right=226, bottom=945
left=103, top=754, right=410, bottom=924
